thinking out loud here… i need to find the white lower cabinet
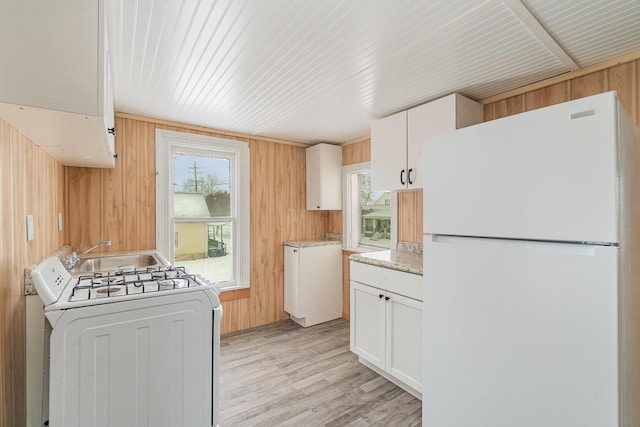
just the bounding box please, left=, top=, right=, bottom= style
left=350, top=262, right=423, bottom=398
left=351, top=282, right=387, bottom=368
left=284, top=244, right=342, bottom=327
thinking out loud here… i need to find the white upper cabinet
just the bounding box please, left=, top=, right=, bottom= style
left=306, top=143, right=342, bottom=210
left=371, top=93, right=483, bottom=191
left=0, top=0, right=116, bottom=168
left=371, top=111, right=408, bottom=192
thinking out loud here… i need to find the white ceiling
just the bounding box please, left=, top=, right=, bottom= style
left=105, top=0, right=640, bottom=144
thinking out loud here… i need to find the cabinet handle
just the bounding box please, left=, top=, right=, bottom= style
left=408, top=168, right=413, bottom=185
left=385, top=296, right=390, bottom=301
left=378, top=294, right=384, bottom=299
left=108, top=127, right=116, bottom=136
left=400, top=169, right=405, bottom=185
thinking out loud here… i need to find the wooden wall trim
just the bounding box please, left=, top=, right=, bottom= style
left=220, top=288, right=251, bottom=302
left=114, top=112, right=309, bottom=147
left=480, top=49, right=640, bottom=104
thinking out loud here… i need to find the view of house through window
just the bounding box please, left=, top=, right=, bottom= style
left=173, top=153, right=233, bottom=284
left=358, top=172, right=391, bottom=248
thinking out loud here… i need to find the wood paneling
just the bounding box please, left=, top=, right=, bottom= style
left=0, top=118, right=65, bottom=427
left=398, top=190, right=423, bottom=244
left=484, top=59, right=640, bottom=126
left=342, top=137, right=371, bottom=166
left=524, top=82, right=569, bottom=112
left=66, top=114, right=329, bottom=334
left=342, top=250, right=356, bottom=320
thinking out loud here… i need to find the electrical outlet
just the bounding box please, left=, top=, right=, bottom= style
left=26, top=215, right=34, bottom=241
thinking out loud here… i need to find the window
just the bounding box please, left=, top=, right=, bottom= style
left=156, top=130, right=250, bottom=290
left=343, top=162, right=392, bottom=250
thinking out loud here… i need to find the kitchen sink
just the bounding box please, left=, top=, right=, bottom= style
left=76, top=253, right=165, bottom=273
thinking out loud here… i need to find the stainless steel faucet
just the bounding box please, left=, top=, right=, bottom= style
left=64, top=240, right=112, bottom=270
left=80, top=240, right=112, bottom=255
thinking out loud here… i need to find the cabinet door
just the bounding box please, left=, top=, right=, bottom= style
left=306, top=144, right=342, bottom=210
left=371, top=110, right=407, bottom=191
left=408, top=94, right=482, bottom=189
left=350, top=281, right=386, bottom=369
left=407, top=97, right=455, bottom=189
left=386, top=292, right=422, bottom=392
left=284, top=246, right=300, bottom=317
left=306, top=145, right=322, bottom=210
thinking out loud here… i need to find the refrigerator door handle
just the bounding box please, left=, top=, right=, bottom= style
left=429, top=234, right=605, bottom=256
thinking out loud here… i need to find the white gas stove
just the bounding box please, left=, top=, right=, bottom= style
left=30, top=255, right=222, bottom=427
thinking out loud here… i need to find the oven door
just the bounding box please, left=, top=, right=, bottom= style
left=47, top=291, right=215, bottom=427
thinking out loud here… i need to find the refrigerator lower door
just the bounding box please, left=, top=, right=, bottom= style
left=423, top=235, right=619, bottom=427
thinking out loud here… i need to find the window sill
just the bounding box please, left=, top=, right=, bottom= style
left=219, top=287, right=250, bottom=301
left=343, top=246, right=390, bottom=254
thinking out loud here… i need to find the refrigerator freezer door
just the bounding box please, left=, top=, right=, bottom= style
left=423, top=91, right=619, bottom=243
left=422, top=235, right=619, bottom=427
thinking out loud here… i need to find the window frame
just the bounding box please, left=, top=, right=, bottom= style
left=155, top=129, right=250, bottom=290
left=342, top=162, right=397, bottom=252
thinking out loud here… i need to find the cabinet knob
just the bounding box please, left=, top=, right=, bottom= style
left=400, top=169, right=405, bottom=185
left=385, top=296, right=390, bottom=301
left=108, top=127, right=116, bottom=136
left=379, top=294, right=384, bottom=299
left=317, top=205, right=320, bottom=209
left=408, top=168, right=413, bottom=185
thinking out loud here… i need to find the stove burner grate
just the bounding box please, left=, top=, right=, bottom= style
left=71, top=266, right=201, bottom=300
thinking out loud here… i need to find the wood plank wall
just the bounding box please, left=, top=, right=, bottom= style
left=0, top=118, right=65, bottom=427
left=398, top=56, right=640, bottom=243
left=483, top=60, right=639, bottom=123
left=65, top=115, right=330, bottom=334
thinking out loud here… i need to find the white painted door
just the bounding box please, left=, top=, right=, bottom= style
left=423, top=92, right=619, bottom=243
left=371, top=110, right=407, bottom=191
left=350, top=281, right=386, bottom=369
left=385, top=291, right=422, bottom=392
left=305, top=145, right=322, bottom=210
left=423, top=234, right=619, bottom=427
left=284, top=245, right=300, bottom=318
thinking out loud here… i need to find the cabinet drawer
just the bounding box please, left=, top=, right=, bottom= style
left=350, top=261, right=422, bottom=301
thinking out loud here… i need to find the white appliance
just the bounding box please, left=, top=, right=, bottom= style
left=31, top=256, right=222, bottom=427
left=422, top=91, right=640, bottom=427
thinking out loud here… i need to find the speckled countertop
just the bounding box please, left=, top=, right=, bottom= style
left=283, top=240, right=342, bottom=248
left=349, top=242, right=423, bottom=275
left=283, top=233, right=342, bottom=248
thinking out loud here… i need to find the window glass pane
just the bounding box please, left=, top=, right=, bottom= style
left=175, top=222, right=233, bottom=284
left=359, top=172, right=390, bottom=248
left=173, top=154, right=231, bottom=217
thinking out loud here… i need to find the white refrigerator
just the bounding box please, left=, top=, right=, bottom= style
left=422, top=91, right=640, bottom=427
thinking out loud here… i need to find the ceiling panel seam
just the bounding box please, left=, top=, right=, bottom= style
left=502, top=0, right=579, bottom=70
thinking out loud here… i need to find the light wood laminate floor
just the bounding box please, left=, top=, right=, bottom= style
left=219, top=319, right=422, bottom=426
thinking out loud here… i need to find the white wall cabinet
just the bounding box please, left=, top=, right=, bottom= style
left=350, top=261, right=423, bottom=397
left=0, top=0, right=116, bottom=168
left=284, top=244, right=342, bottom=327
left=306, top=143, right=342, bottom=210
left=371, top=93, right=483, bottom=191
